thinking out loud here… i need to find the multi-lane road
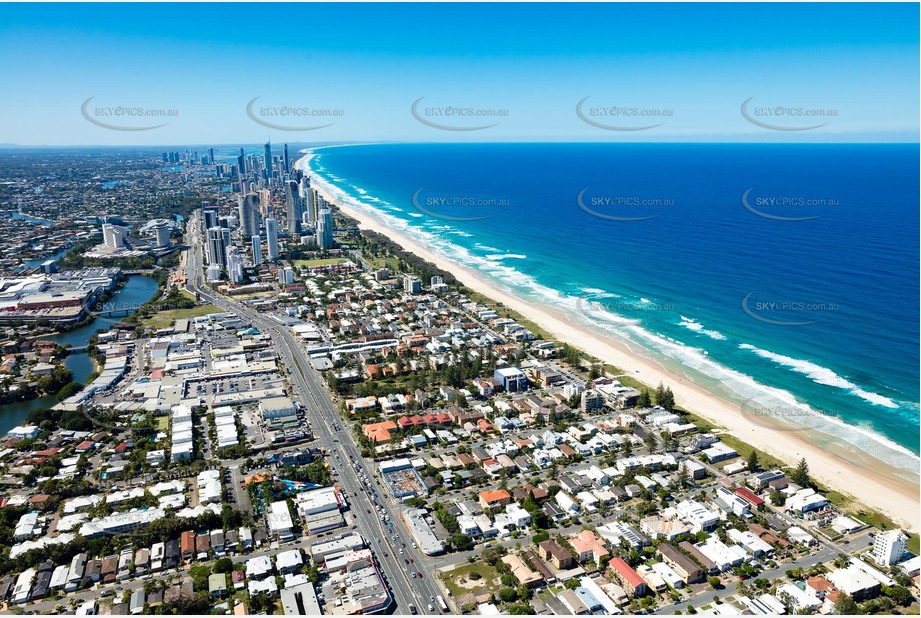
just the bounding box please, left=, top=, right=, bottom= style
left=185, top=212, right=444, bottom=614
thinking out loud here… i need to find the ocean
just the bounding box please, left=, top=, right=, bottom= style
left=298, top=143, right=920, bottom=474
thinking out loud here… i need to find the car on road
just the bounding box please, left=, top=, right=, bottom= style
left=408, top=605, right=417, bottom=614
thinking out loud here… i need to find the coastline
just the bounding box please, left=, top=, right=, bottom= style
left=298, top=153, right=920, bottom=533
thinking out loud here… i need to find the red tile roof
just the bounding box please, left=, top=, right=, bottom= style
left=610, top=557, right=645, bottom=589
left=479, top=489, right=511, bottom=504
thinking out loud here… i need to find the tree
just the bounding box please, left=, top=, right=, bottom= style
left=56, top=381, right=83, bottom=401
left=212, top=558, right=233, bottom=574
left=833, top=593, right=859, bottom=615
left=678, top=462, right=689, bottom=487
left=188, top=565, right=211, bottom=591
left=883, top=585, right=913, bottom=607
left=769, top=489, right=785, bottom=507
left=637, top=389, right=651, bottom=408
left=747, top=450, right=759, bottom=471
left=507, top=604, right=534, bottom=615
left=708, top=576, right=721, bottom=589
left=791, top=457, right=811, bottom=487
left=497, top=587, right=518, bottom=603
left=451, top=534, right=473, bottom=551
left=655, top=382, right=675, bottom=411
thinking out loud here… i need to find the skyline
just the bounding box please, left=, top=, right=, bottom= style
left=0, top=3, right=918, bottom=145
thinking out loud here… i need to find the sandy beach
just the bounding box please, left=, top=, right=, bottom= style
left=300, top=156, right=919, bottom=533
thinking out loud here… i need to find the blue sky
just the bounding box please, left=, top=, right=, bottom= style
left=0, top=3, right=917, bottom=145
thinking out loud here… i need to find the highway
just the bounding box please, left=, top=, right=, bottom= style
left=185, top=212, right=444, bottom=615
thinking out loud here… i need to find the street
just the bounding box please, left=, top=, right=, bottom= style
left=185, top=211, right=444, bottom=614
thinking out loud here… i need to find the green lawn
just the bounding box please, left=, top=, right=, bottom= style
left=850, top=509, right=920, bottom=554
left=156, top=416, right=169, bottom=431
left=142, top=304, right=221, bottom=329
left=441, top=563, right=503, bottom=597
left=715, top=433, right=787, bottom=470
left=294, top=257, right=348, bottom=268
left=361, top=255, right=402, bottom=272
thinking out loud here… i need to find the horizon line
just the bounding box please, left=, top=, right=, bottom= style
left=0, top=139, right=918, bottom=149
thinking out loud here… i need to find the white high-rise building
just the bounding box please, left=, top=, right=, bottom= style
left=403, top=276, right=422, bottom=294
left=102, top=224, right=126, bottom=249
left=304, top=188, right=318, bottom=225
left=265, top=218, right=279, bottom=259
left=317, top=208, right=334, bottom=250
left=226, top=246, right=244, bottom=284
left=872, top=530, right=906, bottom=566
left=278, top=266, right=295, bottom=285
left=251, top=235, right=263, bottom=266
left=152, top=223, right=171, bottom=247
left=206, top=263, right=222, bottom=282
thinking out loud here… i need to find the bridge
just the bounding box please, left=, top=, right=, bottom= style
left=92, top=308, right=136, bottom=318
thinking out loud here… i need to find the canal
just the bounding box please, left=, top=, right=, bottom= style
left=0, top=275, right=159, bottom=435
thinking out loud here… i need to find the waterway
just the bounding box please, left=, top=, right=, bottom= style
left=21, top=246, right=71, bottom=271
left=10, top=212, right=56, bottom=226
left=0, top=275, right=159, bottom=434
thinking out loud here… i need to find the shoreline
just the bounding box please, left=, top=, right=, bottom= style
left=297, top=152, right=920, bottom=533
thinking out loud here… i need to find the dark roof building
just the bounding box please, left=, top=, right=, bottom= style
left=658, top=543, right=705, bottom=584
